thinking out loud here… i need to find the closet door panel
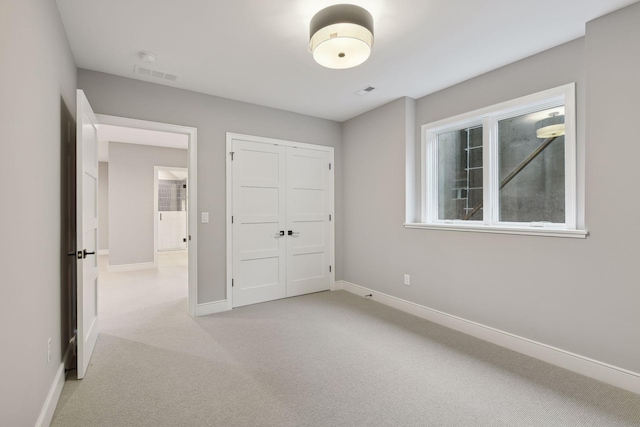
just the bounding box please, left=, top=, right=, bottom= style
left=286, top=147, right=331, bottom=297
left=232, top=140, right=287, bottom=307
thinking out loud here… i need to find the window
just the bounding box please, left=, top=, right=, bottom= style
left=417, top=84, right=585, bottom=237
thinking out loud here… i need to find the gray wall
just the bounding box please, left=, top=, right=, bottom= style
left=108, top=143, right=187, bottom=266
left=78, top=70, right=343, bottom=303
left=343, top=96, right=416, bottom=300
left=584, top=1, right=640, bottom=372
left=342, top=3, right=640, bottom=376
left=0, top=0, right=77, bottom=425
left=98, top=162, right=109, bottom=251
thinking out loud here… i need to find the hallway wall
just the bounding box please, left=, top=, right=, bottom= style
left=108, top=143, right=187, bottom=267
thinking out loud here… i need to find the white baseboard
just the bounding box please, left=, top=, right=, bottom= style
left=335, top=280, right=640, bottom=395
left=108, top=261, right=157, bottom=273
left=35, top=343, right=72, bottom=427
left=98, top=249, right=109, bottom=255
left=196, top=300, right=229, bottom=316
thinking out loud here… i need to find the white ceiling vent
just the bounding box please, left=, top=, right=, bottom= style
left=354, top=86, right=376, bottom=96
left=134, top=65, right=178, bottom=82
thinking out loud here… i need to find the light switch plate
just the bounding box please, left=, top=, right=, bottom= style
left=202, top=212, right=209, bottom=223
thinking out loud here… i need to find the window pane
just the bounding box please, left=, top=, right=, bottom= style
left=437, top=126, right=483, bottom=220
left=498, top=108, right=565, bottom=223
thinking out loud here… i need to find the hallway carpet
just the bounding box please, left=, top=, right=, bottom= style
left=52, top=258, right=640, bottom=426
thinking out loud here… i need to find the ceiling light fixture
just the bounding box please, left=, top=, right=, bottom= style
left=536, top=112, right=565, bottom=138
left=308, top=4, right=374, bottom=70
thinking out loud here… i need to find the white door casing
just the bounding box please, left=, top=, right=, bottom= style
left=228, top=134, right=334, bottom=308
left=76, top=90, right=100, bottom=379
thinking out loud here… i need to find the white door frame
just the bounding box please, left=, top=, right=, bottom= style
left=97, top=114, right=198, bottom=317
left=226, top=132, right=335, bottom=311
left=154, top=166, right=189, bottom=255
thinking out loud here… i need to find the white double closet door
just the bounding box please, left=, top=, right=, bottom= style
left=231, top=138, right=333, bottom=308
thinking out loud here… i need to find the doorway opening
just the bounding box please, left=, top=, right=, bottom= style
left=155, top=166, right=189, bottom=255
left=97, top=115, right=198, bottom=316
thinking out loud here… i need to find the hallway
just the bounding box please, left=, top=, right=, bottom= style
left=99, top=251, right=189, bottom=324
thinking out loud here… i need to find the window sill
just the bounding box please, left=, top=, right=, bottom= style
left=404, top=223, right=588, bottom=239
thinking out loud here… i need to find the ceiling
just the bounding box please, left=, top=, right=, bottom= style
left=56, top=0, right=637, bottom=122
left=158, top=169, right=188, bottom=180
left=98, top=124, right=188, bottom=162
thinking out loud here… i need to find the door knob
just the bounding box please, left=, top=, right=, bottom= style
left=287, top=230, right=300, bottom=236
left=274, top=230, right=285, bottom=237
left=83, top=249, right=96, bottom=258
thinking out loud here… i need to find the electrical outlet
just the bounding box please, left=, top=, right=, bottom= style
left=404, top=274, right=411, bottom=286
left=47, top=338, right=52, bottom=363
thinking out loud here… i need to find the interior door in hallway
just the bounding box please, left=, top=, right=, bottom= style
left=76, top=89, right=100, bottom=379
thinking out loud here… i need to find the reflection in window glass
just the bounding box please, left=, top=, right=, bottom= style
left=498, top=108, right=565, bottom=223
left=437, top=126, right=483, bottom=220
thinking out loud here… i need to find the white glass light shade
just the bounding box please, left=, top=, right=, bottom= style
left=536, top=124, right=565, bottom=138
left=309, top=23, right=373, bottom=69
left=308, top=5, right=374, bottom=70
left=535, top=114, right=565, bottom=138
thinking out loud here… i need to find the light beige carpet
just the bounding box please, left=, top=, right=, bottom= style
left=52, top=257, right=640, bottom=426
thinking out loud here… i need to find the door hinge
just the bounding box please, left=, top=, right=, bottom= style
left=232, top=279, right=234, bottom=287
left=329, top=163, right=332, bottom=170
left=329, top=214, right=332, bottom=221
left=232, top=216, right=234, bottom=224
left=230, top=151, right=235, bottom=161
left=189, top=235, right=191, bottom=241
left=329, top=266, right=332, bottom=273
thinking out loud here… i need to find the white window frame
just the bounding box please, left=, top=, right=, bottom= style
left=411, top=83, right=587, bottom=238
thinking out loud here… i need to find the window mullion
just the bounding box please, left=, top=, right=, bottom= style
left=482, top=117, right=495, bottom=226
